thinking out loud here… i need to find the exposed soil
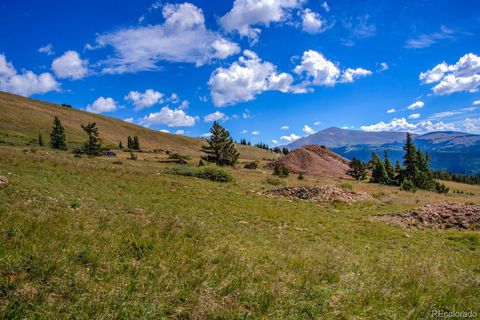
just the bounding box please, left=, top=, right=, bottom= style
left=377, top=202, right=480, bottom=230
left=263, top=186, right=372, bottom=204
left=268, top=145, right=350, bottom=177
left=0, top=175, right=8, bottom=188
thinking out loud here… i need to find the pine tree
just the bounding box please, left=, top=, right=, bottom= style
left=119, top=141, right=123, bottom=149
left=38, top=133, right=44, bottom=147
left=347, top=157, right=367, bottom=180
left=81, top=122, right=102, bottom=156
left=384, top=151, right=395, bottom=184
left=403, top=132, right=417, bottom=181
left=202, top=121, right=239, bottom=166
left=133, top=136, right=140, bottom=150
left=50, top=116, right=67, bottom=150
left=127, top=136, right=133, bottom=149
left=370, top=152, right=389, bottom=184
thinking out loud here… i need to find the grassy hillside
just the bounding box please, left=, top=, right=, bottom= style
left=0, top=91, right=276, bottom=160
left=0, top=145, right=479, bottom=318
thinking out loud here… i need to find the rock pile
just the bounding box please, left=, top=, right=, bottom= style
left=0, top=176, right=8, bottom=188
left=378, top=202, right=480, bottom=230
left=263, top=186, right=371, bottom=204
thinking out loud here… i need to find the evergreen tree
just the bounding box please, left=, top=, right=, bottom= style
left=402, top=132, right=417, bottom=181
left=347, top=157, right=367, bottom=180
left=383, top=151, right=396, bottom=184
left=370, top=152, right=389, bottom=184
left=133, top=136, right=140, bottom=150
left=119, top=141, right=123, bottom=149
left=394, top=160, right=402, bottom=174
left=201, top=121, right=239, bottom=166
left=81, top=122, right=102, bottom=156
left=38, top=133, right=44, bottom=147
left=50, top=116, right=67, bottom=150
left=127, top=136, right=133, bottom=149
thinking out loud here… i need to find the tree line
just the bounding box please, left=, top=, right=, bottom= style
left=347, top=133, right=449, bottom=193
left=433, top=170, right=480, bottom=186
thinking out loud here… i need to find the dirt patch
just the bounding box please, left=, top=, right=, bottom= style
left=0, top=175, right=8, bottom=188
left=263, top=186, right=372, bottom=204
left=377, top=202, right=480, bottom=230
left=268, top=145, right=349, bottom=177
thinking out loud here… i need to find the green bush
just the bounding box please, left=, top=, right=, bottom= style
left=165, top=166, right=233, bottom=182
left=400, top=179, right=417, bottom=192
left=265, top=177, right=283, bottom=186
left=298, top=173, right=304, bottom=180
left=339, top=182, right=353, bottom=190
left=273, top=163, right=289, bottom=177
left=435, top=181, right=450, bottom=194
left=244, top=161, right=258, bottom=170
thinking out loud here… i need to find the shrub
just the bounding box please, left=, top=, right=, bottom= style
left=165, top=166, right=233, bottom=182
left=435, top=181, right=450, bottom=194
left=198, top=159, right=205, bottom=167
left=265, top=177, right=283, bottom=186
left=130, top=152, right=137, bottom=160
left=400, top=179, right=417, bottom=192
left=244, top=161, right=258, bottom=170
left=298, top=173, right=304, bottom=180
left=339, top=182, right=353, bottom=190
left=273, top=163, right=289, bottom=177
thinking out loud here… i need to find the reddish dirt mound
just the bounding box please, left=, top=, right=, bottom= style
left=263, top=186, right=371, bottom=204
left=269, top=145, right=349, bottom=177
left=377, top=202, right=480, bottom=230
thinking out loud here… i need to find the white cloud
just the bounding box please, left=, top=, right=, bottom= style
left=360, top=117, right=455, bottom=133
left=168, top=93, right=180, bottom=104
left=387, top=108, right=396, bottom=113
left=280, top=133, right=301, bottom=142
left=405, top=25, right=455, bottom=49
left=179, top=100, right=190, bottom=109
left=349, top=15, right=376, bottom=39
left=408, top=113, right=421, bottom=119
left=38, top=44, right=54, bottom=56
left=125, top=89, right=164, bottom=110
left=251, top=131, right=260, bottom=135
left=243, top=109, right=251, bottom=119
left=240, top=130, right=248, bottom=134
left=407, top=100, right=425, bottom=110
left=340, top=68, right=372, bottom=83
left=281, top=125, right=289, bottom=130
left=96, top=2, right=239, bottom=73
left=462, top=118, right=480, bottom=132
left=51, top=51, right=88, bottom=80
left=220, top=0, right=305, bottom=42
left=0, top=53, right=59, bottom=97
left=314, top=121, right=321, bottom=126
left=420, top=53, right=480, bottom=95
left=86, top=97, right=118, bottom=114
left=140, top=106, right=198, bottom=127
left=302, top=125, right=316, bottom=135
left=204, top=111, right=226, bottom=122
left=209, top=50, right=297, bottom=106
left=160, top=129, right=170, bottom=133
left=272, top=139, right=278, bottom=144
left=201, top=132, right=212, bottom=138
left=124, top=117, right=134, bottom=123
left=473, top=100, right=480, bottom=105
left=379, top=62, right=389, bottom=72
left=301, top=9, right=325, bottom=34
left=294, top=50, right=371, bottom=88
left=175, top=130, right=185, bottom=135
left=321, top=1, right=330, bottom=12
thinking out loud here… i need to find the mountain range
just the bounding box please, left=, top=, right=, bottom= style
left=286, top=127, right=480, bottom=175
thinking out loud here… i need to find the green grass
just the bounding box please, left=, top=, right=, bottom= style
left=0, top=146, right=479, bottom=319
left=165, top=165, right=234, bottom=182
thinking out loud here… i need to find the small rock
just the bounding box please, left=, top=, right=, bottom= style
left=0, top=176, right=8, bottom=188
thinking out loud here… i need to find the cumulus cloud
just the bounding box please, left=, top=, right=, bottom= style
left=96, top=2, right=239, bottom=73
left=209, top=50, right=297, bottom=106
left=420, top=53, right=480, bottom=95
left=405, top=25, right=455, bottom=49
left=360, top=117, right=455, bottom=133
left=302, top=125, right=316, bottom=135
left=204, top=111, right=226, bottom=122
left=38, top=44, right=54, bottom=56
left=407, top=100, right=425, bottom=110
left=272, top=139, right=278, bottom=144
left=86, top=97, right=118, bottom=114
left=0, top=53, right=59, bottom=97
left=220, top=0, right=305, bottom=42
left=125, top=89, right=164, bottom=110
left=378, top=62, right=389, bottom=72
left=301, top=9, right=326, bottom=34
left=280, top=133, right=301, bottom=142
left=51, top=51, right=88, bottom=80
left=294, top=50, right=372, bottom=88
left=462, top=118, right=480, bottom=132
left=387, top=108, right=396, bottom=113
left=473, top=100, right=480, bottom=105
left=408, top=113, right=421, bottom=119
left=139, top=106, right=198, bottom=127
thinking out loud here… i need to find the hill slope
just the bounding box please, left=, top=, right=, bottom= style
left=0, top=91, right=274, bottom=160
left=269, top=145, right=350, bottom=177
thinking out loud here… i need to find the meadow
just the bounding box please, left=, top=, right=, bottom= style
left=1, top=145, right=479, bottom=319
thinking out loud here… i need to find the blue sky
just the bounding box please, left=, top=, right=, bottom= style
left=1, top=0, right=480, bottom=145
